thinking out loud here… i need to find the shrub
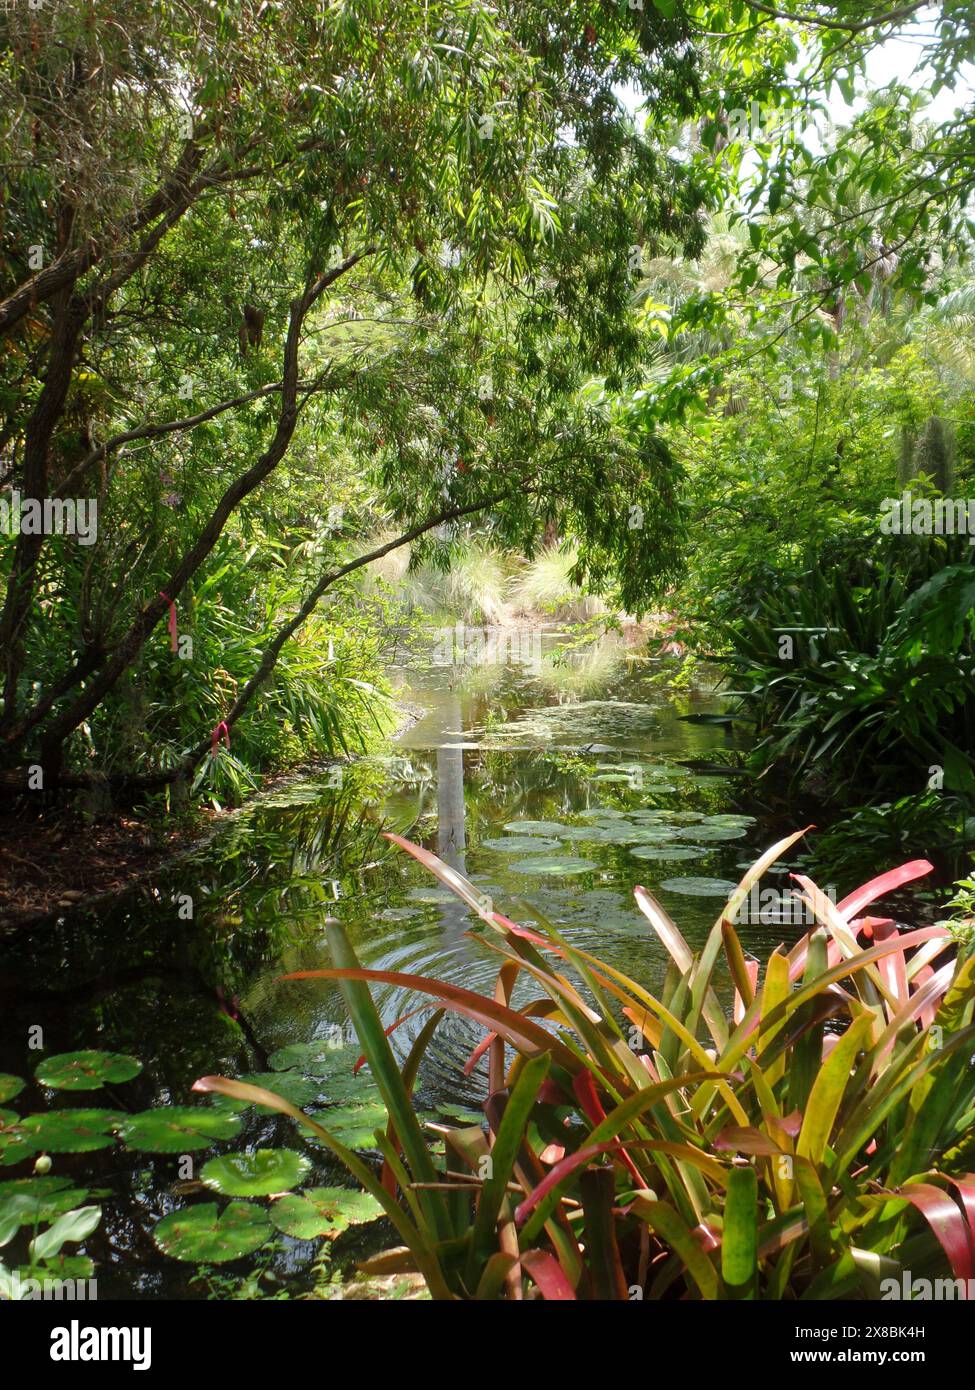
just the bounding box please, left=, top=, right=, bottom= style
left=721, top=533, right=975, bottom=802
left=197, top=831, right=975, bottom=1300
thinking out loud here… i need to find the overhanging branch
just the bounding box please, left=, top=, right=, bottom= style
left=0, top=487, right=517, bottom=793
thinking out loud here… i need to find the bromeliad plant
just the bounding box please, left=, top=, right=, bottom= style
left=196, top=830, right=975, bottom=1300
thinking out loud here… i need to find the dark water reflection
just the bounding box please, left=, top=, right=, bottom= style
left=1, top=628, right=806, bottom=1295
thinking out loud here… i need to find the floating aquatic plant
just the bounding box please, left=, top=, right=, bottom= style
left=657, top=876, right=739, bottom=897
left=15, top=1110, right=122, bottom=1155
left=120, top=1107, right=242, bottom=1153
left=269, top=1186, right=383, bottom=1239
left=201, top=1148, right=311, bottom=1197
left=34, top=1050, right=142, bottom=1092
left=153, top=1202, right=272, bottom=1263
left=507, top=856, right=597, bottom=876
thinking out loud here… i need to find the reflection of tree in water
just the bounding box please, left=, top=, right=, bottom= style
left=466, top=748, right=603, bottom=826
left=0, top=784, right=398, bottom=1041
left=0, top=633, right=771, bottom=1296
left=435, top=690, right=478, bottom=949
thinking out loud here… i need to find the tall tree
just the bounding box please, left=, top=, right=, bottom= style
left=0, top=0, right=718, bottom=793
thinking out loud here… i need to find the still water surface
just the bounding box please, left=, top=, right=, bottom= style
left=1, top=629, right=809, bottom=1294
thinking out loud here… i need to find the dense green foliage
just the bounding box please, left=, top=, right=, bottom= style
left=0, top=0, right=724, bottom=797
left=5, top=0, right=975, bottom=1314
left=3, top=1, right=975, bottom=809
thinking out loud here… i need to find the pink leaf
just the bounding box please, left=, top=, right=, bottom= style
left=892, top=1183, right=975, bottom=1282
left=520, top=1249, right=577, bottom=1300
left=836, top=860, right=934, bottom=921
left=515, top=1143, right=621, bottom=1226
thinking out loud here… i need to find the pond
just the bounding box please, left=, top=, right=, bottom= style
left=0, top=626, right=894, bottom=1297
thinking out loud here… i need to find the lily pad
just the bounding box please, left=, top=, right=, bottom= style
left=120, top=1107, right=242, bottom=1153
left=508, top=856, right=597, bottom=876
left=434, top=1103, right=486, bottom=1124
left=0, top=1184, right=90, bottom=1230
left=270, top=1186, right=383, bottom=1239
left=480, top=836, right=562, bottom=853
left=658, top=877, right=738, bottom=898
left=202, top=1092, right=251, bottom=1117
left=304, top=1101, right=389, bottom=1150
left=0, top=1076, right=25, bottom=1104
left=316, top=1074, right=384, bottom=1107
left=407, top=885, right=459, bottom=904
left=268, top=1043, right=381, bottom=1106
left=268, top=1040, right=355, bottom=1075
left=153, top=1201, right=272, bottom=1263
left=18, top=1255, right=94, bottom=1281
left=238, top=1073, right=320, bottom=1109
left=329, top=1099, right=390, bottom=1133
left=621, top=827, right=680, bottom=844
left=17, top=1110, right=122, bottom=1153
left=322, top=1122, right=385, bottom=1149
left=679, top=825, right=747, bottom=842
left=553, top=824, right=618, bottom=842
left=0, top=1115, right=36, bottom=1166
left=34, top=1051, right=142, bottom=1092
left=629, top=845, right=708, bottom=861
left=502, top=820, right=572, bottom=836
left=201, top=1148, right=310, bottom=1197
left=0, top=1175, right=74, bottom=1200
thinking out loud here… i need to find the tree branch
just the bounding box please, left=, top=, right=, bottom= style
left=741, top=1, right=928, bottom=32
left=0, top=487, right=517, bottom=794
left=3, top=250, right=374, bottom=763
left=0, top=288, right=87, bottom=724
left=0, top=138, right=206, bottom=338
left=0, top=133, right=336, bottom=339
left=178, top=488, right=516, bottom=772
left=53, top=381, right=290, bottom=498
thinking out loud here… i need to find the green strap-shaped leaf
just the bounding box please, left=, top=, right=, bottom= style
left=580, top=1167, right=628, bottom=1301
left=722, top=1165, right=758, bottom=1299
left=789, top=930, right=829, bottom=1114
left=794, top=1156, right=833, bottom=1271
left=797, top=1013, right=873, bottom=1171
left=324, top=922, right=447, bottom=1241
left=631, top=1197, right=720, bottom=1300
left=758, top=951, right=790, bottom=1087
left=474, top=1252, right=519, bottom=1300
left=467, top=1052, right=550, bottom=1282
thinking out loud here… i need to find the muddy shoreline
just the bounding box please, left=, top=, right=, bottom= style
left=0, top=700, right=428, bottom=933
